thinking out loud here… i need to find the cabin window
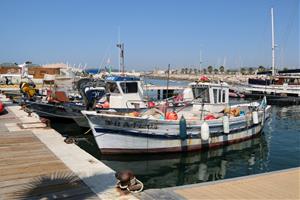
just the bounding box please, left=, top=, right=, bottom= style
left=120, top=82, right=138, bottom=93
left=218, top=90, right=222, bottom=103
left=213, top=89, right=218, bottom=104
left=192, top=87, right=209, bottom=103
left=107, top=82, right=120, bottom=93
left=222, top=90, right=226, bottom=102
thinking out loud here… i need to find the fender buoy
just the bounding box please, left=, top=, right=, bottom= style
left=0, top=101, right=4, bottom=113
left=179, top=115, right=187, bottom=140
left=223, top=115, right=230, bottom=134
left=201, top=121, right=210, bottom=140
left=252, top=111, right=259, bottom=124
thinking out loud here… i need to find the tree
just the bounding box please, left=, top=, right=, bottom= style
left=214, top=68, right=219, bottom=74
left=207, top=66, right=213, bottom=74
left=240, top=67, right=246, bottom=75
left=193, top=68, right=198, bottom=74
left=203, top=68, right=207, bottom=74
left=248, top=67, right=254, bottom=75
left=258, top=65, right=265, bottom=72
left=181, top=68, right=185, bottom=74
left=283, top=67, right=289, bottom=71
left=219, top=66, right=225, bottom=74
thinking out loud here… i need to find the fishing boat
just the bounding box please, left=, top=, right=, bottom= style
left=25, top=75, right=147, bottom=127
left=82, top=80, right=271, bottom=154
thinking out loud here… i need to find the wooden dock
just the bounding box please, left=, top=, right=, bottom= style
left=0, top=105, right=135, bottom=200
left=137, top=167, right=300, bottom=200
left=0, top=108, right=100, bottom=199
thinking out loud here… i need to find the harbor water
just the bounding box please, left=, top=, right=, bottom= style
left=51, top=79, right=300, bottom=189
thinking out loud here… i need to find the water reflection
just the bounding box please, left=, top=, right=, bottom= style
left=77, top=134, right=268, bottom=189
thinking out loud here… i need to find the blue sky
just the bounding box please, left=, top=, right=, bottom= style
left=0, top=0, right=298, bottom=70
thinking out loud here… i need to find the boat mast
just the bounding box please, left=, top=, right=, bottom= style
left=199, top=51, right=202, bottom=74
left=116, top=42, right=125, bottom=76
left=271, top=7, right=276, bottom=76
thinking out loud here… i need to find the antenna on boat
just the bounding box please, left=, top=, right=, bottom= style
left=164, top=64, right=171, bottom=117
left=271, top=7, right=276, bottom=76
left=199, top=51, right=202, bottom=73
left=117, top=27, right=125, bottom=76
left=116, top=43, right=125, bottom=76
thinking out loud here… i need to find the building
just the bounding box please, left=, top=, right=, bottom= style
left=28, top=66, right=61, bottom=79
left=0, top=62, right=65, bottom=79
left=0, top=63, right=21, bottom=74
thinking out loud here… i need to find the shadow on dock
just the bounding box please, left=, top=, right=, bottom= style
left=14, top=171, right=115, bottom=199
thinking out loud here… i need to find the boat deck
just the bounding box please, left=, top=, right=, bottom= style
left=137, top=167, right=300, bottom=200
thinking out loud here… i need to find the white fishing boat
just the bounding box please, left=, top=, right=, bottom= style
left=82, top=80, right=271, bottom=154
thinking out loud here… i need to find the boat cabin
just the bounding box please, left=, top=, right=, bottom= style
left=183, top=81, right=229, bottom=113
left=105, top=76, right=146, bottom=109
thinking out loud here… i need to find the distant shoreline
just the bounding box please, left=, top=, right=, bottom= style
left=141, top=73, right=252, bottom=84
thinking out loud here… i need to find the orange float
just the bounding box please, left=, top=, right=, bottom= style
left=166, top=111, right=178, bottom=120
left=102, top=101, right=110, bottom=109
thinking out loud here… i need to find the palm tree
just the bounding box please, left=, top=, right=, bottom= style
left=248, top=67, right=254, bottom=75
left=207, top=66, right=213, bottom=74
left=258, top=65, right=265, bottom=72
left=193, top=68, right=198, bottom=74
left=214, top=68, right=219, bottom=74
left=219, top=66, right=225, bottom=74
left=240, top=67, right=246, bottom=75
left=181, top=68, right=185, bottom=74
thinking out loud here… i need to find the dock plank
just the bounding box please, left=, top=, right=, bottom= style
left=173, top=168, right=300, bottom=200
left=0, top=112, right=100, bottom=199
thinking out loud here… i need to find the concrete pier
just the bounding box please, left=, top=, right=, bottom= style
left=0, top=104, right=136, bottom=200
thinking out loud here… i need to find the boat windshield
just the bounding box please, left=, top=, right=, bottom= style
left=107, top=82, right=120, bottom=93
left=120, top=82, right=138, bottom=93
left=192, top=86, right=210, bottom=103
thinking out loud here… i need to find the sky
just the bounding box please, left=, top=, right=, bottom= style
left=0, top=0, right=299, bottom=70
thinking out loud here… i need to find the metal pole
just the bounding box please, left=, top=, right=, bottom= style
left=271, top=8, right=275, bottom=76
left=164, top=64, right=170, bottom=118
left=166, top=64, right=170, bottom=99
left=118, top=27, right=121, bottom=73
left=121, top=43, right=125, bottom=75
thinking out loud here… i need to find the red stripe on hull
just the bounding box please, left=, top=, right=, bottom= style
left=99, top=132, right=262, bottom=155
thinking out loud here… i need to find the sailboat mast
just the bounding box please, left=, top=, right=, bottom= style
left=118, top=27, right=121, bottom=73
left=199, top=51, right=202, bottom=74
left=271, top=7, right=275, bottom=76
